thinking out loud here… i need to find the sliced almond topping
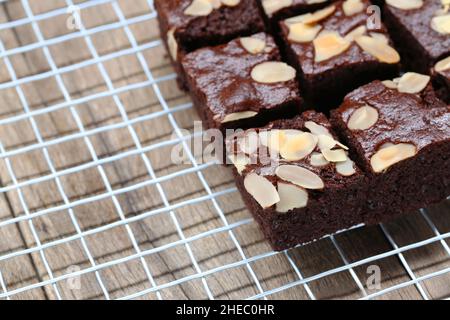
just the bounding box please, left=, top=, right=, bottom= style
left=336, top=158, right=356, bottom=176
left=280, top=132, right=318, bottom=161
left=244, top=173, right=280, bottom=208
left=221, top=111, right=258, bottom=123
left=240, top=37, right=266, bottom=54
left=260, top=130, right=287, bottom=153
left=314, top=31, right=351, bottom=62
left=304, top=121, right=332, bottom=137
left=275, top=165, right=324, bottom=189
left=209, top=0, right=222, bottom=8
left=288, top=23, right=322, bottom=43
left=343, top=0, right=364, bottom=16
left=221, top=0, right=240, bottom=6
left=355, top=35, right=400, bottom=64
left=431, top=14, right=450, bottom=35
left=251, top=62, right=296, bottom=83
left=184, top=0, right=214, bottom=16
left=435, top=56, right=450, bottom=72
left=344, top=25, right=367, bottom=42
left=397, top=72, right=430, bottom=94
left=386, top=0, right=423, bottom=10
left=310, top=152, right=330, bottom=167
left=276, top=183, right=309, bottom=213
left=317, top=134, right=336, bottom=151
left=371, top=143, right=417, bottom=173
left=322, top=149, right=347, bottom=162
left=382, top=80, right=398, bottom=89
left=238, top=131, right=259, bottom=155
left=262, top=0, right=293, bottom=16
left=285, top=5, right=335, bottom=25
left=228, top=154, right=250, bottom=174
left=167, top=28, right=178, bottom=60
left=369, top=32, right=389, bottom=44
left=347, top=105, right=379, bottom=131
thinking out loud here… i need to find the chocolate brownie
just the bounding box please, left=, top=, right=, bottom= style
left=331, top=73, right=450, bottom=225
left=227, top=111, right=367, bottom=250
left=279, top=0, right=400, bottom=110
left=181, top=33, right=303, bottom=132
left=431, top=56, right=450, bottom=103
left=154, top=0, right=266, bottom=89
left=383, top=0, right=450, bottom=73
left=261, top=0, right=335, bottom=24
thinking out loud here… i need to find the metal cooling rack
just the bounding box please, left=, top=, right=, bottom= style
left=0, top=0, right=448, bottom=300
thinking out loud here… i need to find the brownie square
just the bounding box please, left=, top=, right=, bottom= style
left=383, top=0, right=450, bottom=73
left=261, top=0, right=335, bottom=24
left=431, top=56, right=450, bottom=103
left=331, top=74, right=450, bottom=225
left=279, top=0, right=400, bottom=110
left=154, top=0, right=266, bottom=89
left=181, top=33, right=303, bottom=132
left=227, top=111, right=367, bottom=250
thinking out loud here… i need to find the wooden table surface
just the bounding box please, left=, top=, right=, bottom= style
left=0, top=0, right=448, bottom=300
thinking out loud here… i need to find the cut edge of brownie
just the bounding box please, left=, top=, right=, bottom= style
left=229, top=112, right=368, bottom=251
left=330, top=80, right=450, bottom=225
left=155, top=0, right=266, bottom=90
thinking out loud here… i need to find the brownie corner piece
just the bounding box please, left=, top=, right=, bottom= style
left=431, top=56, right=450, bottom=103
left=227, top=111, right=367, bottom=251
left=154, top=0, right=266, bottom=89
left=279, top=0, right=400, bottom=110
left=181, top=33, right=303, bottom=132
left=330, top=73, right=450, bottom=225
left=383, top=0, right=450, bottom=73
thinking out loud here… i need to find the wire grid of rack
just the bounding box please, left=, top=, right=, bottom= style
left=0, top=0, right=448, bottom=300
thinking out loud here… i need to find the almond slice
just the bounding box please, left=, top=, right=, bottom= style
left=275, top=165, right=324, bottom=189
left=285, top=5, right=335, bottom=25
left=240, top=37, right=266, bottom=54
left=369, top=32, right=389, bottom=44
left=370, top=143, right=417, bottom=173
left=238, top=131, right=259, bottom=155
left=228, top=154, right=250, bottom=174
left=397, top=72, right=430, bottom=94
left=280, top=132, right=318, bottom=161
left=262, top=0, right=293, bottom=16
left=221, top=0, right=240, bottom=6
left=322, top=149, right=347, bottom=162
left=344, top=25, right=367, bottom=42
left=314, top=31, right=351, bottom=62
left=184, top=0, right=214, bottom=16
left=386, top=0, right=423, bottom=10
left=382, top=80, right=398, bottom=89
left=435, top=56, right=450, bottom=72
left=260, top=130, right=287, bottom=153
left=355, top=35, right=400, bottom=63
left=209, top=0, right=222, bottom=8
left=276, top=183, right=309, bottom=212
left=431, top=14, right=450, bottom=35
left=304, top=121, right=332, bottom=137
left=347, top=105, right=379, bottom=130
left=167, top=28, right=178, bottom=60
left=244, top=173, right=280, bottom=208
left=288, top=23, right=322, bottom=43
left=310, top=152, right=330, bottom=167
left=221, top=111, right=258, bottom=123
left=251, top=61, right=296, bottom=83
left=336, top=158, right=356, bottom=176
left=317, top=134, right=336, bottom=151
left=343, top=0, right=364, bottom=16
